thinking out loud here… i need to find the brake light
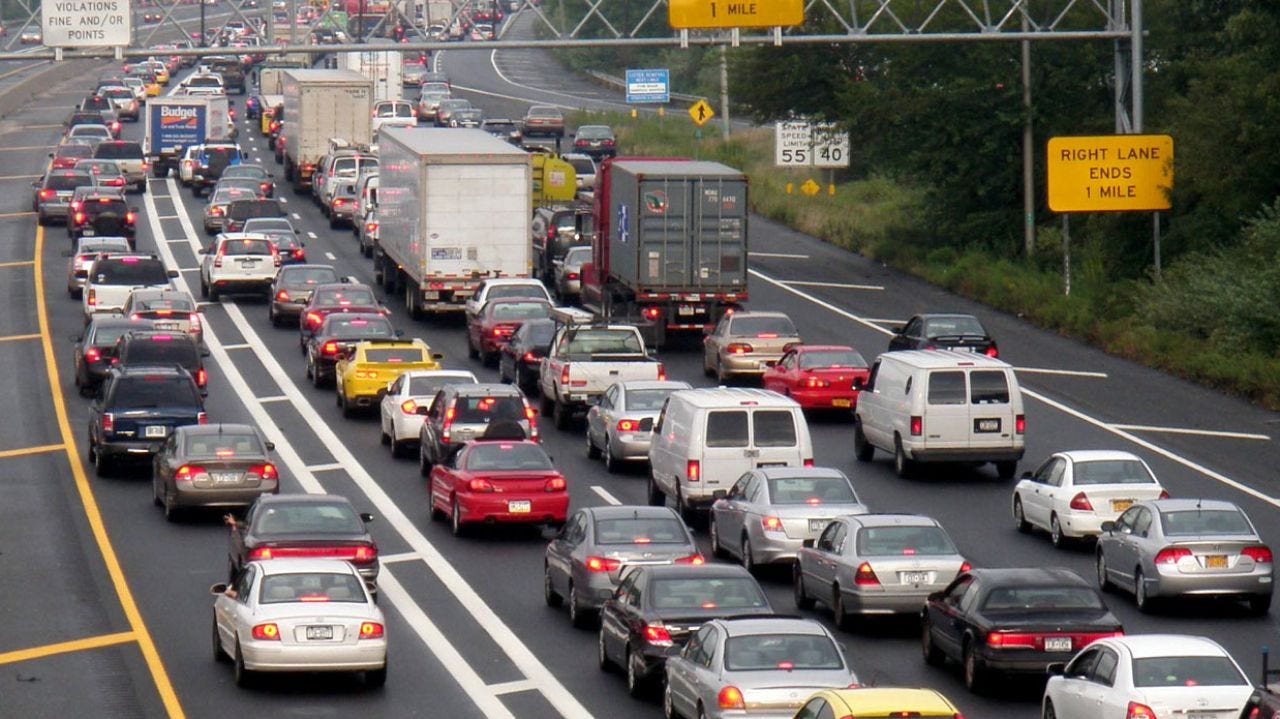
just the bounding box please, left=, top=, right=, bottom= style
left=333, top=198, right=344, bottom=207
left=1242, top=546, right=1273, bottom=563
left=1127, top=702, right=1157, bottom=719
left=656, top=363, right=666, bottom=381
left=260, top=182, right=270, bottom=193
left=87, top=288, right=96, bottom=306
left=251, top=623, right=280, bottom=640
left=213, top=249, right=223, bottom=268
left=586, top=556, right=621, bottom=572
left=717, top=686, right=744, bottom=710
left=358, top=622, right=383, bottom=639
left=467, top=478, right=494, bottom=492
left=1069, top=492, right=1093, bottom=511
left=560, top=365, right=570, bottom=385
left=1015, top=414, right=1025, bottom=434
left=38, top=188, right=54, bottom=199
left=726, top=343, right=753, bottom=354
left=986, top=631, right=1037, bottom=648
left=73, top=212, right=86, bottom=224
left=642, top=624, right=673, bottom=646
left=522, top=351, right=536, bottom=362
left=306, top=312, right=322, bottom=328
left=101, top=412, right=114, bottom=434
left=197, top=411, right=208, bottom=425
left=272, top=249, right=281, bottom=267
left=400, top=399, right=418, bottom=414
left=175, top=464, right=207, bottom=482
left=544, top=477, right=566, bottom=492
left=686, top=459, right=700, bottom=482
left=566, top=272, right=578, bottom=280
left=910, top=415, right=923, bottom=436
left=249, top=463, right=278, bottom=481
left=1158, top=489, right=1170, bottom=499
left=985, top=344, right=999, bottom=358
left=673, top=554, right=705, bottom=565
left=210, top=206, right=224, bottom=216
left=616, top=419, right=639, bottom=432
left=761, top=516, right=784, bottom=532
left=804, top=376, right=830, bottom=388
left=959, top=561, right=972, bottom=572
left=353, top=544, right=377, bottom=562
left=854, top=561, right=880, bottom=585
left=1154, top=547, right=1192, bottom=565
left=195, top=368, right=207, bottom=386
left=642, top=306, right=661, bottom=319
left=803, top=458, right=814, bottom=467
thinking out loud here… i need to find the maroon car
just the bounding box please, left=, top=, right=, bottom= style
left=297, top=283, right=387, bottom=349
left=466, top=297, right=551, bottom=365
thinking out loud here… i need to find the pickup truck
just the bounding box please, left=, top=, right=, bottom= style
left=538, top=307, right=665, bottom=430
left=1240, top=648, right=1280, bottom=718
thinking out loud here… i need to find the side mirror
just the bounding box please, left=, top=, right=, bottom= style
left=852, top=377, right=865, bottom=390
left=801, top=538, right=815, bottom=549
left=415, top=406, right=430, bottom=416
left=210, top=582, right=229, bottom=595
left=394, top=329, right=405, bottom=337
left=167, top=270, right=179, bottom=277
left=764, top=360, right=778, bottom=368
left=359, top=512, right=375, bottom=523
left=1046, top=663, right=1066, bottom=676
left=264, top=441, right=275, bottom=451
left=69, top=333, right=83, bottom=343
left=712, top=489, right=727, bottom=500
left=1100, top=521, right=1116, bottom=533
left=432, top=352, right=443, bottom=361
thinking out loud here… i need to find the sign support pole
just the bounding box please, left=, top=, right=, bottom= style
left=718, top=44, right=729, bottom=141
left=1062, top=214, right=1071, bottom=296
left=1021, top=13, right=1034, bottom=258
left=1153, top=212, right=1161, bottom=281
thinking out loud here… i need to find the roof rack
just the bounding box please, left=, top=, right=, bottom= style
left=548, top=306, right=596, bottom=327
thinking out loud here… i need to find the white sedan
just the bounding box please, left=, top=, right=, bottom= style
left=378, top=369, right=477, bottom=457
left=1012, top=450, right=1167, bottom=548
left=1043, top=634, right=1252, bottom=719
left=211, top=559, right=387, bottom=688
left=178, top=145, right=203, bottom=186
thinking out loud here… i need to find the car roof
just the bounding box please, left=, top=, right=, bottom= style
left=111, top=364, right=190, bottom=377
left=967, top=567, right=1090, bottom=587
left=667, top=387, right=801, bottom=410
left=484, top=278, right=546, bottom=287
left=729, top=311, right=792, bottom=320
left=255, top=493, right=356, bottom=509
left=880, top=349, right=1012, bottom=370
left=615, top=380, right=691, bottom=392
left=791, top=344, right=857, bottom=353
left=824, top=687, right=959, bottom=713
left=916, top=312, right=984, bottom=321
left=129, top=287, right=188, bottom=299
left=400, top=369, right=475, bottom=379
left=448, top=383, right=521, bottom=396
left=1105, top=634, right=1230, bottom=659
left=716, top=616, right=828, bottom=638
left=89, top=316, right=153, bottom=330
left=1148, top=498, right=1240, bottom=513
left=250, top=558, right=357, bottom=576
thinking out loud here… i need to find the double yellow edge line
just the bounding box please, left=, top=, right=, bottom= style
left=32, top=225, right=185, bottom=717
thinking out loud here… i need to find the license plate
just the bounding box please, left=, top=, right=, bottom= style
left=508, top=500, right=531, bottom=513
left=832, top=398, right=851, bottom=408
left=900, top=571, right=930, bottom=585
left=974, top=418, right=1001, bottom=433
left=677, top=304, right=695, bottom=316
left=305, top=625, right=333, bottom=640
left=82, top=229, right=95, bottom=236
left=954, top=345, right=973, bottom=352
left=153, top=321, right=180, bottom=330
left=143, top=425, right=167, bottom=438
left=237, top=258, right=258, bottom=265
left=1044, top=637, right=1072, bottom=652
left=424, top=291, right=439, bottom=300
left=1205, top=554, right=1228, bottom=568
left=211, top=472, right=240, bottom=484
left=1110, top=499, right=1133, bottom=512
left=808, top=519, right=828, bottom=533
left=757, top=462, right=787, bottom=468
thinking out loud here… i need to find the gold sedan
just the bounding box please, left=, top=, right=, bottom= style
left=703, top=311, right=802, bottom=383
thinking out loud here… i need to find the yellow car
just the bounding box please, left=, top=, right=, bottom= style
left=143, top=60, right=170, bottom=85
left=335, top=339, right=442, bottom=417
left=793, top=688, right=963, bottom=718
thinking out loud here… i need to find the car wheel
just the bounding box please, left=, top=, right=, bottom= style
left=647, top=475, right=664, bottom=506
left=94, top=446, right=111, bottom=477
left=603, top=438, right=621, bottom=474
left=893, top=436, right=913, bottom=478
left=380, top=420, right=391, bottom=445
left=466, top=332, right=479, bottom=359
left=450, top=497, right=466, bottom=537
left=152, top=475, right=163, bottom=507
left=1249, top=594, right=1272, bottom=616
left=212, top=616, right=228, bottom=663
left=1096, top=552, right=1113, bottom=592
left=540, top=392, right=554, bottom=416
left=1043, top=699, right=1057, bottom=719
left=419, top=444, right=434, bottom=478
left=268, top=305, right=279, bottom=327
left=391, top=436, right=408, bottom=459
left=364, top=661, right=387, bottom=689
left=962, top=640, right=986, bottom=693
left=1013, top=496, right=1030, bottom=533
left=625, top=645, right=647, bottom=698
left=995, top=460, right=1018, bottom=480
left=200, top=276, right=209, bottom=299
left=832, top=586, right=852, bottom=631
left=1134, top=568, right=1154, bottom=613
left=741, top=535, right=757, bottom=575
left=552, top=400, right=570, bottom=430
left=709, top=516, right=727, bottom=558
left=585, top=429, right=600, bottom=459
left=597, top=629, right=614, bottom=672
left=853, top=419, right=874, bottom=462
left=543, top=563, right=563, bottom=607
left=339, top=390, right=354, bottom=419
left=1049, top=513, right=1068, bottom=548
left=921, top=618, right=945, bottom=666
left=208, top=283, right=220, bottom=302
left=662, top=682, right=679, bottom=719
left=163, top=490, right=180, bottom=523
left=233, top=641, right=253, bottom=687
left=793, top=563, right=815, bottom=610
left=569, top=583, right=594, bottom=629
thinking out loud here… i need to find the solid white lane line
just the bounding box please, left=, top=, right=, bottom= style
left=279, top=196, right=288, bottom=203
left=862, top=318, right=904, bottom=325
left=163, top=178, right=593, bottom=718
left=747, top=267, right=1280, bottom=509
left=749, top=252, right=810, bottom=259
left=489, top=679, right=539, bottom=696
left=306, top=462, right=346, bottom=472
left=1015, top=367, right=1109, bottom=379
left=591, top=486, right=622, bottom=506
left=1110, top=424, right=1270, bottom=442
left=256, top=395, right=289, bottom=403
left=782, top=280, right=884, bottom=291
left=155, top=215, right=180, bottom=220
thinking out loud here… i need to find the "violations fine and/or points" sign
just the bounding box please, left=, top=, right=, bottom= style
left=1046, top=134, right=1174, bottom=213
left=42, top=0, right=131, bottom=47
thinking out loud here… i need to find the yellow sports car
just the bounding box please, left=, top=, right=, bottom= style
left=792, top=687, right=963, bottom=718
left=335, top=339, right=442, bottom=417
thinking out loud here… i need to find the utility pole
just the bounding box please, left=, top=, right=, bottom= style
left=718, top=44, right=729, bottom=140
left=199, top=0, right=206, bottom=46
left=1021, top=12, right=1034, bottom=258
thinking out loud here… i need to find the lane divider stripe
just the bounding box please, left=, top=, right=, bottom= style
left=0, top=442, right=64, bottom=459
left=0, top=631, right=137, bottom=666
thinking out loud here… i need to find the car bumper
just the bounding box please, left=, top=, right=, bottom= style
left=98, top=438, right=164, bottom=459
left=1149, top=567, right=1273, bottom=599
left=211, top=278, right=273, bottom=293
left=203, top=216, right=225, bottom=231
left=609, top=432, right=654, bottom=461
left=39, top=204, right=70, bottom=219
left=457, top=494, right=569, bottom=525
left=172, top=481, right=277, bottom=508
left=478, top=335, right=512, bottom=354
left=720, top=354, right=782, bottom=376
left=904, top=446, right=1025, bottom=463
left=391, top=414, right=425, bottom=442
left=786, top=389, right=859, bottom=410
left=747, top=534, right=806, bottom=565
left=241, top=638, right=387, bottom=672
left=838, top=586, right=935, bottom=615
left=271, top=299, right=308, bottom=317
left=978, top=649, right=1075, bottom=676
left=343, top=381, right=389, bottom=406
left=557, top=279, right=581, bottom=296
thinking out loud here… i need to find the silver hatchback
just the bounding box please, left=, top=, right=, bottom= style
left=585, top=379, right=691, bottom=473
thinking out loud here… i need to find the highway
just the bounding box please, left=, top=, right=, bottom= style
left=2, top=17, right=1279, bottom=719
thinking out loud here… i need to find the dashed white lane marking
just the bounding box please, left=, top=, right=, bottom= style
left=750, top=252, right=810, bottom=259
left=279, top=196, right=288, bottom=203
left=256, top=395, right=289, bottom=403
left=221, top=343, right=251, bottom=350
left=306, top=462, right=346, bottom=472
left=489, top=679, right=539, bottom=696
left=782, top=280, right=884, bottom=291
left=325, top=252, right=336, bottom=260
left=378, top=551, right=424, bottom=565
left=165, top=238, right=188, bottom=244
left=291, top=212, right=301, bottom=220
left=1015, top=367, right=1108, bottom=379
left=306, top=231, right=317, bottom=239
left=591, top=486, right=622, bottom=505
left=1110, top=424, right=1270, bottom=442
left=155, top=214, right=180, bottom=220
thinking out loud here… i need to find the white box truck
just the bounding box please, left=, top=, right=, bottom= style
left=282, top=69, right=373, bottom=191
left=337, top=49, right=403, bottom=102
left=144, top=96, right=231, bottom=178
left=375, top=127, right=532, bottom=317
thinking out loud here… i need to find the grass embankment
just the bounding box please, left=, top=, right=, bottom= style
left=576, top=110, right=1280, bottom=409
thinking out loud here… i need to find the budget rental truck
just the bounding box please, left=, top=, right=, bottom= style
left=374, top=127, right=533, bottom=318
left=281, top=69, right=373, bottom=191
left=581, top=158, right=749, bottom=348
left=144, top=96, right=231, bottom=178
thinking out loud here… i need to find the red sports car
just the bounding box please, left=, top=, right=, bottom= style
left=297, top=283, right=386, bottom=348
left=761, top=344, right=870, bottom=410
left=430, top=439, right=568, bottom=536
left=466, top=297, right=551, bottom=365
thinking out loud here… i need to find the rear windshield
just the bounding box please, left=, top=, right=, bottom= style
left=626, top=389, right=678, bottom=412
left=982, top=586, right=1104, bottom=612
left=56, top=145, right=94, bottom=159
left=562, top=328, right=642, bottom=356
left=135, top=296, right=195, bottom=312
left=259, top=572, right=365, bottom=604
left=94, top=143, right=143, bottom=159
left=594, top=517, right=688, bottom=545
left=1131, top=656, right=1247, bottom=688
left=731, top=316, right=797, bottom=337
left=324, top=317, right=393, bottom=337
left=753, top=410, right=797, bottom=448
left=925, top=316, right=987, bottom=339
left=489, top=302, right=549, bottom=321
left=228, top=201, right=283, bottom=219
left=563, top=247, right=592, bottom=265
left=221, top=239, right=273, bottom=256
left=408, top=375, right=474, bottom=396
left=90, top=324, right=134, bottom=346
left=927, top=371, right=966, bottom=405
left=1160, top=509, right=1253, bottom=536
left=724, top=634, right=842, bottom=671
left=224, top=167, right=268, bottom=180
left=110, top=375, right=198, bottom=406
left=706, top=411, right=749, bottom=448
left=83, top=199, right=128, bottom=217
left=649, top=577, right=768, bottom=610
left=377, top=104, right=414, bottom=118
left=253, top=503, right=362, bottom=535
left=520, top=322, right=556, bottom=345
left=487, top=284, right=546, bottom=301
left=567, top=158, right=595, bottom=175
left=855, top=525, right=957, bottom=557
left=282, top=267, right=338, bottom=285
left=49, top=173, right=92, bottom=190
left=452, top=395, right=525, bottom=423
left=1072, top=460, right=1156, bottom=486
left=121, top=337, right=198, bottom=367
left=798, top=350, right=866, bottom=369
left=577, top=126, right=612, bottom=139
left=969, top=370, right=1010, bottom=404
left=94, top=259, right=169, bottom=285
left=315, top=288, right=375, bottom=305
left=767, top=475, right=856, bottom=505
left=364, top=348, right=423, bottom=363
left=103, top=88, right=133, bottom=99
left=183, top=432, right=264, bottom=458
left=464, top=442, right=552, bottom=471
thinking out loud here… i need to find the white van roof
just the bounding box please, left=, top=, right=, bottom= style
left=879, top=350, right=1013, bottom=370
left=669, top=387, right=801, bottom=409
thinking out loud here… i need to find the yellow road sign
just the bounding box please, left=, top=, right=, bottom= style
left=668, top=0, right=804, bottom=29
left=1047, top=134, right=1174, bottom=212
left=800, top=179, right=820, bottom=196
left=688, top=99, right=715, bottom=127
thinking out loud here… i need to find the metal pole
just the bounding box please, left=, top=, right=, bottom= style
left=1062, top=214, right=1071, bottom=295
left=1130, top=0, right=1143, bottom=133
left=359, top=0, right=366, bottom=41
left=1153, top=212, right=1161, bottom=281
left=718, top=44, right=729, bottom=140
left=200, top=0, right=206, bottom=46
left=1020, top=12, right=1034, bottom=258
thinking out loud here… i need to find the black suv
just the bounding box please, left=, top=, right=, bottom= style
left=68, top=191, right=136, bottom=243
left=114, top=329, right=207, bottom=394
left=206, top=56, right=246, bottom=94
left=224, top=198, right=285, bottom=233
left=87, top=365, right=207, bottom=475
left=531, top=204, right=592, bottom=285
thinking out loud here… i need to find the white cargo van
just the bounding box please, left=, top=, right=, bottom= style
left=648, top=388, right=814, bottom=518
left=853, top=350, right=1025, bottom=479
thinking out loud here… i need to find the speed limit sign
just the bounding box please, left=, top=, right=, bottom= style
left=812, top=123, right=851, bottom=168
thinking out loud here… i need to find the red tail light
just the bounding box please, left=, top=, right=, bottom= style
left=73, top=212, right=86, bottom=224
left=272, top=249, right=281, bottom=267
left=566, top=272, right=579, bottom=280
left=213, top=249, right=223, bottom=268
left=673, top=554, right=705, bottom=565
left=616, top=419, right=639, bottom=432
left=1155, top=547, right=1192, bottom=565
left=401, top=399, right=418, bottom=414
left=642, top=306, right=661, bottom=319
left=175, top=464, right=206, bottom=481
left=544, top=477, right=566, bottom=492
left=1015, top=414, right=1025, bottom=434
left=959, top=561, right=972, bottom=572
left=441, top=406, right=455, bottom=443
left=803, top=458, right=814, bottom=467
left=467, top=478, right=494, bottom=492
left=101, top=412, right=114, bottom=434
left=984, top=344, right=999, bottom=357
left=197, top=411, right=208, bottom=425
left=761, top=515, right=783, bottom=532
left=260, top=182, right=271, bottom=193
left=560, top=365, right=570, bottom=385
left=1127, top=702, right=1157, bottom=719
left=717, top=686, right=745, bottom=710
left=1069, top=492, right=1093, bottom=511
left=804, top=376, right=830, bottom=388
left=656, top=363, right=666, bottom=381
left=854, top=561, right=880, bottom=585
left=87, top=288, right=97, bottom=306
left=642, top=624, right=673, bottom=646
left=1158, top=489, right=1170, bottom=499
left=250, top=463, right=278, bottom=481
left=910, top=415, right=923, bottom=436
left=986, top=631, right=1037, bottom=648
left=726, top=342, right=753, bottom=354
left=196, top=368, right=207, bottom=386
left=85, top=347, right=101, bottom=362
left=251, top=623, right=280, bottom=640
left=306, top=312, right=322, bottom=328
left=333, top=198, right=345, bottom=207
left=585, top=556, right=621, bottom=572
left=358, top=622, right=383, bottom=639
left=276, top=289, right=290, bottom=301
left=686, top=459, right=700, bottom=482
left=522, top=351, right=536, bottom=362
left=38, top=188, right=54, bottom=199
left=1242, top=545, right=1273, bottom=563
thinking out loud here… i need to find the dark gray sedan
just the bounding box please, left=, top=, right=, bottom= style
left=267, top=264, right=341, bottom=326
left=151, top=424, right=278, bottom=521
left=226, top=493, right=378, bottom=583
left=544, top=505, right=702, bottom=627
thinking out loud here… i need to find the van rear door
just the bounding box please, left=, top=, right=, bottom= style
left=750, top=409, right=802, bottom=468
left=700, top=410, right=753, bottom=489
left=966, top=369, right=1016, bottom=449
left=922, top=370, right=970, bottom=450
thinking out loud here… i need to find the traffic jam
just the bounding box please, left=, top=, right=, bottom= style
left=33, top=13, right=1280, bottom=719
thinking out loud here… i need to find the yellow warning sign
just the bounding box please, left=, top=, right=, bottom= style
left=800, top=179, right=820, bottom=196
left=1047, top=134, right=1174, bottom=212
left=688, top=99, right=714, bottom=127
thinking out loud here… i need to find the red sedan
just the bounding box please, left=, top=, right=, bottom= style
left=761, top=344, right=870, bottom=410
left=430, top=440, right=568, bottom=536
left=466, top=297, right=551, bottom=365
left=297, top=283, right=387, bottom=348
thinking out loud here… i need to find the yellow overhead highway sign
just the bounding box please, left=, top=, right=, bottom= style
left=1047, top=134, right=1174, bottom=212
left=668, top=0, right=804, bottom=29
left=688, top=99, right=715, bottom=127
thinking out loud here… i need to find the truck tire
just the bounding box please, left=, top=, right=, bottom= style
left=284, top=159, right=294, bottom=182
left=152, top=163, right=167, bottom=178
left=552, top=399, right=570, bottom=430
left=405, top=282, right=423, bottom=320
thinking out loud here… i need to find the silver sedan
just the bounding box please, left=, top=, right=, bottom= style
left=211, top=558, right=387, bottom=688
left=710, top=467, right=868, bottom=572
left=1096, top=498, right=1273, bottom=614
left=793, top=513, right=968, bottom=629
left=585, top=380, right=691, bottom=473
left=663, top=616, right=857, bottom=719
left=544, top=505, right=702, bottom=627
